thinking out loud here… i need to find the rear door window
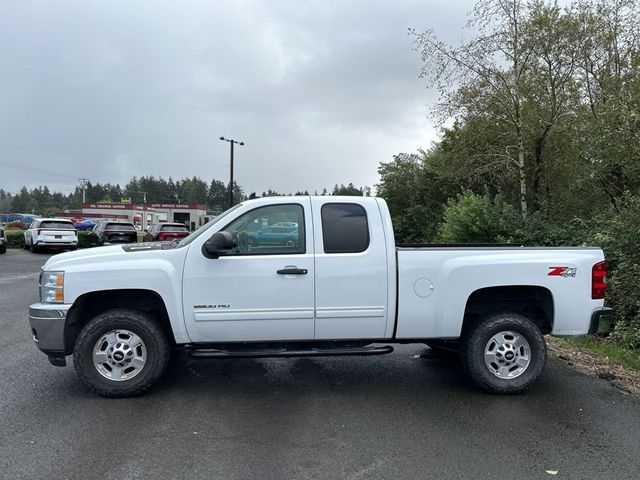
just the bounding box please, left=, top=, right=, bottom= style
left=321, top=203, right=369, bottom=253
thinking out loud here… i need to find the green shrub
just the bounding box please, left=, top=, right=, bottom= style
left=610, top=317, right=640, bottom=351
left=77, top=231, right=97, bottom=248
left=436, top=191, right=520, bottom=243
left=593, top=195, right=640, bottom=332
left=5, top=230, right=25, bottom=249
left=510, top=213, right=597, bottom=247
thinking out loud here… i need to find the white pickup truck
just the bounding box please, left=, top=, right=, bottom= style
left=28, top=196, right=611, bottom=397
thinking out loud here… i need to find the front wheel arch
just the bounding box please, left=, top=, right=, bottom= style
left=64, top=289, right=175, bottom=355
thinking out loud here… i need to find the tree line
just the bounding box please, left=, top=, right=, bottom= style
left=0, top=179, right=367, bottom=215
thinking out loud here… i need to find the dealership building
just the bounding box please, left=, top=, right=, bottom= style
left=78, top=203, right=210, bottom=231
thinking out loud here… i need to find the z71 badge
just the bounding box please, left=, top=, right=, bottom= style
left=548, top=267, right=577, bottom=278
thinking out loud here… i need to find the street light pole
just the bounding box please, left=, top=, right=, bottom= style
left=219, top=136, right=244, bottom=209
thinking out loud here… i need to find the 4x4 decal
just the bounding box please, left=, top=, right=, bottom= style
left=548, top=266, right=577, bottom=277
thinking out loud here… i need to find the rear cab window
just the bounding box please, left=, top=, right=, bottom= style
left=321, top=203, right=370, bottom=253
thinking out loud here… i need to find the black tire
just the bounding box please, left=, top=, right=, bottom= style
left=460, top=312, right=546, bottom=394
left=0, top=245, right=6, bottom=254
left=73, top=308, right=171, bottom=397
left=30, top=242, right=38, bottom=253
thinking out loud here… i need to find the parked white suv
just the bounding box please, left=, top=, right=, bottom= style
left=24, top=218, right=77, bottom=253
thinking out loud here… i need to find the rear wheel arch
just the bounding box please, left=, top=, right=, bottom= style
left=64, top=289, right=176, bottom=355
left=461, top=285, right=554, bottom=335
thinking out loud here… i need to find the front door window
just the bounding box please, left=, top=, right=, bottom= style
left=224, top=204, right=305, bottom=255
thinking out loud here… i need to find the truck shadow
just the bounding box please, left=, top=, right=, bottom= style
left=155, top=346, right=477, bottom=399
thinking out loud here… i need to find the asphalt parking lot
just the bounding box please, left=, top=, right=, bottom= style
left=1, top=249, right=639, bottom=479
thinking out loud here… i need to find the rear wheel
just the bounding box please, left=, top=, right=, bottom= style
left=30, top=241, right=38, bottom=253
left=460, top=312, right=546, bottom=394
left=0, top=244, right=6, bottom=254
left=73, top=308, right=171, bottom=397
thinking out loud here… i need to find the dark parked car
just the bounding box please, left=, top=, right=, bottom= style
left=143, top=223, right=189, bottom=242
left=94, top=221, right=137, bottom=246
left=0, top=225, right=6, bottom=254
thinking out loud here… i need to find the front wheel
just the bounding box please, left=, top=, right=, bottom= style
left=460, top=312, right=546, bottom=394
left=73, top=309, right=171, bottom=397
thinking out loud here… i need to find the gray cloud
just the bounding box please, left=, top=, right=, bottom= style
left=0, top=0, right=471, bottom=196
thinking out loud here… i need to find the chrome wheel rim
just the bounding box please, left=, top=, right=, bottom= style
left=484, top=331, right=530, bottom=379
left=93, top=330, right=146, bottom=382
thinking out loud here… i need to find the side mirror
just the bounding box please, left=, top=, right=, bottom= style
left=203, top=231, right=235, bottom=259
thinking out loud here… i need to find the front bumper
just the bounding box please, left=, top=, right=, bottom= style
left=29, top=303, right=71, bottom=366
left=589, top=307, right=615, bottom=334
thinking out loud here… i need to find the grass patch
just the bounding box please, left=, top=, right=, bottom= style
left=554, top=336, right=640, bottom=371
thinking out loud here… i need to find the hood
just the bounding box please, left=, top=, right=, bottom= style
left=43, top=243, right=176, bottom=271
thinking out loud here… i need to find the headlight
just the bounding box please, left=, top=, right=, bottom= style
left=41, top=271, right=64, bottom=303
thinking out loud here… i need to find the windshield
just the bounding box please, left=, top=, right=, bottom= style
left=175, top=204, right=243, bottom=248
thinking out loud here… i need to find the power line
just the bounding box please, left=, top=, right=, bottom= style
left=0, top=142, right=229, bottom=167
left=0, top=160, right=80, bottom=179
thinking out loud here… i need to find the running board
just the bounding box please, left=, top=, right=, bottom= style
left=188, top=345, right=394, bottom=359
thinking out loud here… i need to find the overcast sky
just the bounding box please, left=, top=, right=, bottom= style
left=0, top=0, right=472, bottom=196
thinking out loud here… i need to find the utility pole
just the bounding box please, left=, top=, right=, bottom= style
left=219, top=136, right=244, bottom=209
left=79, top=178, right=89, bottom=204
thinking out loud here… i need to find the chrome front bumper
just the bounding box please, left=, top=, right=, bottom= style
left=29, top=303, right=71, bottom=358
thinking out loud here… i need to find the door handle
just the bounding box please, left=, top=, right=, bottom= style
left=277, top=268, right=308, bottom=275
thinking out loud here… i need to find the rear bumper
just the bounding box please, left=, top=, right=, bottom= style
left=29, top=303, right=71, bottom=365
left=589, top=307, right=615, bottom=335
left=35, top=240, right=77, bottom=247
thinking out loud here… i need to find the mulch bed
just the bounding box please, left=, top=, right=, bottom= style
left=547, top=338, right=640, bottom=395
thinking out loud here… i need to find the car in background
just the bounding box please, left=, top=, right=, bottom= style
left=24, top=218, right=77, bottom=253
left=0, top=225, right=6, bottom=254
left=143, top=223, right=189, bottom=242
left=246, top=224, right=299, bottom=247
left=93, top=220, right=138, bottom=246
left=75, top=219, right=97, bottom=231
